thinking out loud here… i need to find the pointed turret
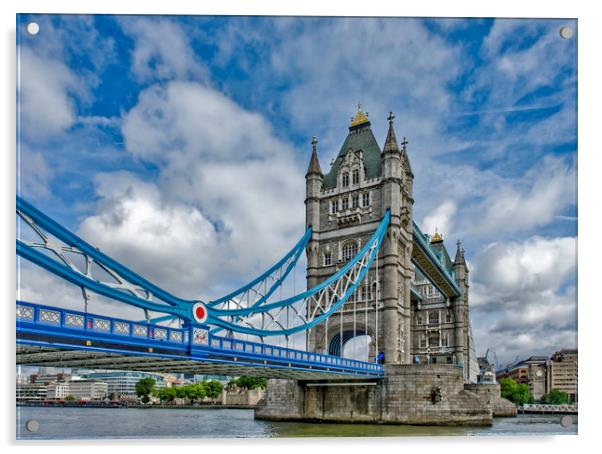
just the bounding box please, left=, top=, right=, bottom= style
left=306, top=136, right=323, bottom=177
left=454, top=240, right=466, bottom=265
left=383, top=112, right=400, bottom=153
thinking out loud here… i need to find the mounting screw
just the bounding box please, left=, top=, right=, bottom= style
left=25, top=419, right=39, bottom=432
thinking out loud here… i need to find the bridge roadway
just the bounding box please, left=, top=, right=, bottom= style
left=16, top=301, right=384, bottom=380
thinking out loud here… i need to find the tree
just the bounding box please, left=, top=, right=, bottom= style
left=230, top=376, right=267, bottom=390
left=157, top=386, right=177, bottom=403
left=205, top=380, right=224, bottom=400
left=183, top=383, right=206, bottom=404
left=64, top=395, right=75, bottom=401
left=135, top=377, right=156, bottom=403
left=499, top=377, right=533, bottom=405
left=541, top=389, right=569, bottom=405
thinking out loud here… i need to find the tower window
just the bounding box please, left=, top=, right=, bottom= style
left=429, top=333, right=440, bottom=347
left=352, top=194, right=359, bottom=208
left=362, top=192, right=370, bottom=207
left=342, top=241, right=358, bottom=261
left=442, top=333, right=449, bottom=347
left=331, top=200, right=339, bottom=213
left=429, top=310, right=439, bottom=325
left=342, top=172, right=349, bottom=188
left=352, top=169, right=359, bottom=185
left=417, top=314, right=423, bottom=326
left=419, top=335, right=427, bottom=348
left=324, top=252, right=332, bottom=266
left=341, top=197, right=349, bottom=211
left=446, top=311, right=452, bottom=323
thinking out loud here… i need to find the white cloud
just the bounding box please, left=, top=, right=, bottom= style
left=18, top=46, right=82, bottom=139
left=119, top=17, right=209, bottom=83
left=421, top=200, right=456, bottom=238
left=469, top=235, right=577, bottom=365
left=17, top=145, right=53, bottom=199
left=77, top=172, right=219, bottom=299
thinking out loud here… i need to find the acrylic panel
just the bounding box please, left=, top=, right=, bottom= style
left=16, top=14, right=578, bottom=439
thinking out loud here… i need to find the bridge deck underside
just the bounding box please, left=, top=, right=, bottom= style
left=16, top=344, right=377, bottom=380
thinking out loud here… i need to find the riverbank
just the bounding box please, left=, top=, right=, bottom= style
left=17, top=401, right=257, bottom=410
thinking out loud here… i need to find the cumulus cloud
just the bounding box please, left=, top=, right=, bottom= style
left=18, top=46, right=82, bottom=139
left=80, top=80, right=305, bottom=300
left=421, top=200, right=456, bottom=238
left=119, top=17, right=209, bottom=83
left=469, top=235, right=577, bottom=365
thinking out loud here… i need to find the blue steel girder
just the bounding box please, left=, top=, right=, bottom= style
left=411, top=221, right=461, bottom=299
left=16, top=301, right=383, bottom=379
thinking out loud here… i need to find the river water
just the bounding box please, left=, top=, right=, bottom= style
left=16, top=407, right=577, bottom=440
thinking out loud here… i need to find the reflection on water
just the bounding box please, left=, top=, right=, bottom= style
left=16, top=407, right=577, bottom=440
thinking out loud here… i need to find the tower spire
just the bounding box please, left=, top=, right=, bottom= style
left=306, top=136, right=323, bottom=177
left=454, top=240, right=466, bottom=265
left=383, top=111, right=400, bottom=153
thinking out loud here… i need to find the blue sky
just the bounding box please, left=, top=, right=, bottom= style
left=16, top=15, right=577, bottom=365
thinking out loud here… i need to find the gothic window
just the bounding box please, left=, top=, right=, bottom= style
left=332, top=200, right=339, bottom=213
left=362, top=192, right=370, bottom=207
left=324, top=252, right=332, bottom=266
left=429, top=333, right=440, bottom=347
left=361, top=286, right=367, bottom=301
left=429, top=310, right=439, bottom=325
left=419, top=335, right=427, bottom=348
left=352, top=169, right=359, bottom=185
left=417, top=314, right=423, bottom=326
left=445, top=311, right=452, bottom=323
left=341, top=197, right=349, bottom=211
left=371, top=282, right=377, bottom=300
left=342, top=241, right=358, bottom=261
left=342, top=172, right=349, bottom=188
left=352, top=194, right=359, bottom=209
left=442, top=332, right=449, bottom=347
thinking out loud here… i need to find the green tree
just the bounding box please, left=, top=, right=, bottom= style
left=135, top=377, right=156, bottom=403
left=541, top=389, right=569, bottom=405
left=64, top=395, right=75, bottom=401
left=499, top=377, right=533, bottom=405
left=184, top=383, right=207, bottom=404
left=157, top=386, right=177, bottom=403
left=230, top=376, right=267, bottom=390
left=205, top=380, right=224, bottom=400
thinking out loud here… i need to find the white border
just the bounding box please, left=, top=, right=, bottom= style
left=2, top=1, right=600, bottom=453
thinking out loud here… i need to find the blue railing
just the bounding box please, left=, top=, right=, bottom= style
left=16, top=301, right=384, bottom=376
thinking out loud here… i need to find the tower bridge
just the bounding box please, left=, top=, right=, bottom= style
left=16, top=107, right=513, bottom=425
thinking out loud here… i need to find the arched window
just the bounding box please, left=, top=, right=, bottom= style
left=331, top=200, right=339, bottom=213
left=342, top=172, right=349, bottom=188
left=341, top=197, right=349, bottom=211
left=371, top=282, right=377, bottom=300
left=342, top=241, right=358, bottom=261
left=429, top=310, right=439, bottom=325
left=324, top=252, right=332, bottom=266
left=361, top=286, right=367, bottom=301
left=416, top=314, right=423, bottom=326
left=362, top=192, right=370, bottom=207
left=352, top=169, right=359, bottom=185
left=352, top=194, right=359, bottom=209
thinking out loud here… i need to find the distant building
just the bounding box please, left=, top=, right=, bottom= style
left=16, top=383, right=47, bottom=401
left=497, top=356, right=547, bottom=400
left=68, top=379, right=108, bottom=401
left=47, top=382, right=70, bottom=400
left=84, top=371, right=165, bottom=398
left=30, top=371, right=71, bottom=385
left=547, top=349, right=578, bottom=402
left=477, top=356, right=497, bottom=384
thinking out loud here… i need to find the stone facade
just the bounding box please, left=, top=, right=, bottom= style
left=304, top=109, right=473, bottom=379
left=256, top=365, right=501, bottom=425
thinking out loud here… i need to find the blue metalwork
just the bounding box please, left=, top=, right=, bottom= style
left=17, top=301, right=383, bottom=377
left=412, top=221, right=461, bottom=297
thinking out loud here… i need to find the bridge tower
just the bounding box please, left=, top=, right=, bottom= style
left=304, top=107, right=414, bottom=365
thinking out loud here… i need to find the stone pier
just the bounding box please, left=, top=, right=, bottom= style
left=256, top=364, right=514, bottom=425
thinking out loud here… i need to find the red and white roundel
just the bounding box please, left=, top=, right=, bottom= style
left=192, top=302, right=208, bottom=324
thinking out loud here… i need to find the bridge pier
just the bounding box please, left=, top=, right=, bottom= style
left=256, top=364, right=511, bottom=425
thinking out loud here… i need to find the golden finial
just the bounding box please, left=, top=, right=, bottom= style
left=351, top=103, right=370, bottom=127
left=430, top=229, right=443, bottom=243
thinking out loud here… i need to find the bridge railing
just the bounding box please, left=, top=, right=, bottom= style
left=17, top=301, right=384, bottom=376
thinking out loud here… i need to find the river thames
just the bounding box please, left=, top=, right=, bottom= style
left=16, top=407, right=577, bottom=439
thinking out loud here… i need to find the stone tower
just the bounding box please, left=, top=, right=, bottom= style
left=304, top=108, right=414, bottom=365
